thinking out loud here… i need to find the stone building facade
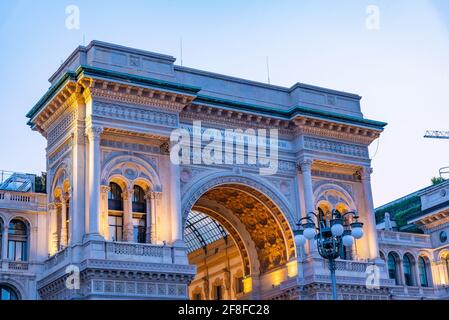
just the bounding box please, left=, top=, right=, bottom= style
left=0, top=41, right=445, bottom=300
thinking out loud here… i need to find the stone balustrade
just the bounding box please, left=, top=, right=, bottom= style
left=43, top=240, right=188, bottom=272
left=377, top=230, right=431, bottom=248
left=0, top=190, right=47, bottom=211
left=0, top=260, right=42, bottom=274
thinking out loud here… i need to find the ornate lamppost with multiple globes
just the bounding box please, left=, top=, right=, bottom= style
left=294, top=209, right=364, bottom=300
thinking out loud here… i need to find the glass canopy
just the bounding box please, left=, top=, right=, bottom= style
left=185, top=211, right=228, bottom=253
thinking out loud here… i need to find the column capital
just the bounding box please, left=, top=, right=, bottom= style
left=85, top=125, right=104, bottom=141
left=145, top=191, right=163, bottom=200
left=356, top=166, right=373, bottom=181
left=121, top=189, right=134, bottom=200
left=48, top=202, right=57, bottom=210
left=62, top=192, right=71, bottom=202
left=297, top=158, right=314, bottom=173
left=160, top=141, right=170, bottom=155
left=100, top=185, right=111, bottom=194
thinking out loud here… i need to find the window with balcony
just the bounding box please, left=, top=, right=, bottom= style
left=418, top=256, right=429, bottom=287
left=7, top=219, right=28, bottom=261
left=403, top=254, right=414, bottom=286
left=133, top=216, right=146, bottom=243
left=108, top=182, right=123, bottom=211
left=132, top=185, right=146, bottom=213
left=387, top=253, right=399, bottom=285
left=108, top=182, right=123, bottom=241
left=108, top=215, right=123, bottom=242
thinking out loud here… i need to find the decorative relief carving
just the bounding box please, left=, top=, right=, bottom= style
left=48, top=140, right=72, bottom=167
left=303, top=136, right=369, bottom=158
left=85, top=125, right=104, bottom=141
left=47, top=110, right=77, bottom=146
left=312, top=170, right=358, bottom=182
left=101, top=139, right=161, bottom=155
left=93, top=101, right=178, bottom=128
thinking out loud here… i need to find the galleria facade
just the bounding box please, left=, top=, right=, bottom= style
left=0, top=41, right=448, bottom=300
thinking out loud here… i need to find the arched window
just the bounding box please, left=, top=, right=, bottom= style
left=132, top=185, right=146, bottom=213
left=108, top=182, right=123, bottom=242
left=403, top=254, right=413, bottom=286
left=418, top=256, right=429, bottom=287
left=387, top=253, right=399, bottom=285
left=8, top=220, right=28, bottom=261
left=131, top=185, right=147, bottom=243
left=0, top=284, right=19, bottom=300
left=108, top=182, right=123, bottom=211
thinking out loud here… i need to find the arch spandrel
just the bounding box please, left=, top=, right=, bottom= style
left=101, top=154, right=162, bottom=191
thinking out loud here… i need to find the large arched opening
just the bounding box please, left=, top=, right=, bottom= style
left=182, top=181, right=297, bottom=300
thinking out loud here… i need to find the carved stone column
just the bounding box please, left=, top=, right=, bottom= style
left=70, top=107, right=87, bottom=245
left=170, top=156, right=183, bottom=245
left=60, top=193, right=69, bottom=248
left=145, top=191, right=161, bottom=244
left=122, top=188, right=134, bottom=242
left=85, top=125, right=103, bottom=239
left=1, top=223, right=8, bottom=260
left=145, top=192, right=152, bottom=243
left=100, top=185, right=111, bottom=240
left=48, top=202, right=59, bottom=255
left=298, top=158, right=317, bottom=254
left=358, top=166, right=380, bottom=261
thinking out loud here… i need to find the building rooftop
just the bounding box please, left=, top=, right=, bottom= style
left=27, top=41, right=387, bottom=132
left=0, top=170, right=46, bottom=193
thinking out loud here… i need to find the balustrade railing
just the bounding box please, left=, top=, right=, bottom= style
left=106, top=242, right=165, bottom=257
left=377, top=230, right=431, bottom=247
left=0, top=190, right=46, bottom=209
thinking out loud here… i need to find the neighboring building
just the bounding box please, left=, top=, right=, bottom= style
left=2, top=40, right=440, bottom=300
left=375, top=180, right=449, bottom=299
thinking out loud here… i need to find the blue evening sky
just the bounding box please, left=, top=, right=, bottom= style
left=0, top=0, right=448, bottom=206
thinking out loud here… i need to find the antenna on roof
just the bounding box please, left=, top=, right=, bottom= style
left=266, top=56, right=271, bottom=85
left=83, top=34, right=86, bottom=46
left=180, top=37, right=183, bottom=66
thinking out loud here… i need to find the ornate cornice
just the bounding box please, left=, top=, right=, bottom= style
left=294, top=117, right=381, bottom=145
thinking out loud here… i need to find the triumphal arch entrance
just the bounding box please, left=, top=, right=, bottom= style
left=27, top=41, right=390, bottom=300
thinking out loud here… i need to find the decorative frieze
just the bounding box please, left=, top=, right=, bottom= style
left=48, top=139, right=72, bottom=167
left=92, top=101, right=179, bottom=128
left=47, top=110, right=77, bottom=147
left=303, top=136, right=369, bottom=158
left=101, top=139, right=161, bottom=155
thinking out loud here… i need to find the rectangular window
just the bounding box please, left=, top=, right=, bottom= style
left=236, top=277, right=244, bottom=294
left=132, top=216, right=146, bottom=243
left=214, top=286, right=222, bottom=300
left=108, top=216, right=123, bottom=241
left=8, top=240, right=26, bottom=261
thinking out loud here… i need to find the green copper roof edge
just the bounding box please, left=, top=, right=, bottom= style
left=76, top=65, right=201, bottom=95
left=27, top=66, right=387, bottom=131
left=26, top=71, right=77, bottom=119
left=26, top=66, right=202, bottom=124
left=195, top=94, right=387, bottom=130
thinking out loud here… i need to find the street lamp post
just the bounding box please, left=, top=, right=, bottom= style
left=294, top=209, right=364, bottom=300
